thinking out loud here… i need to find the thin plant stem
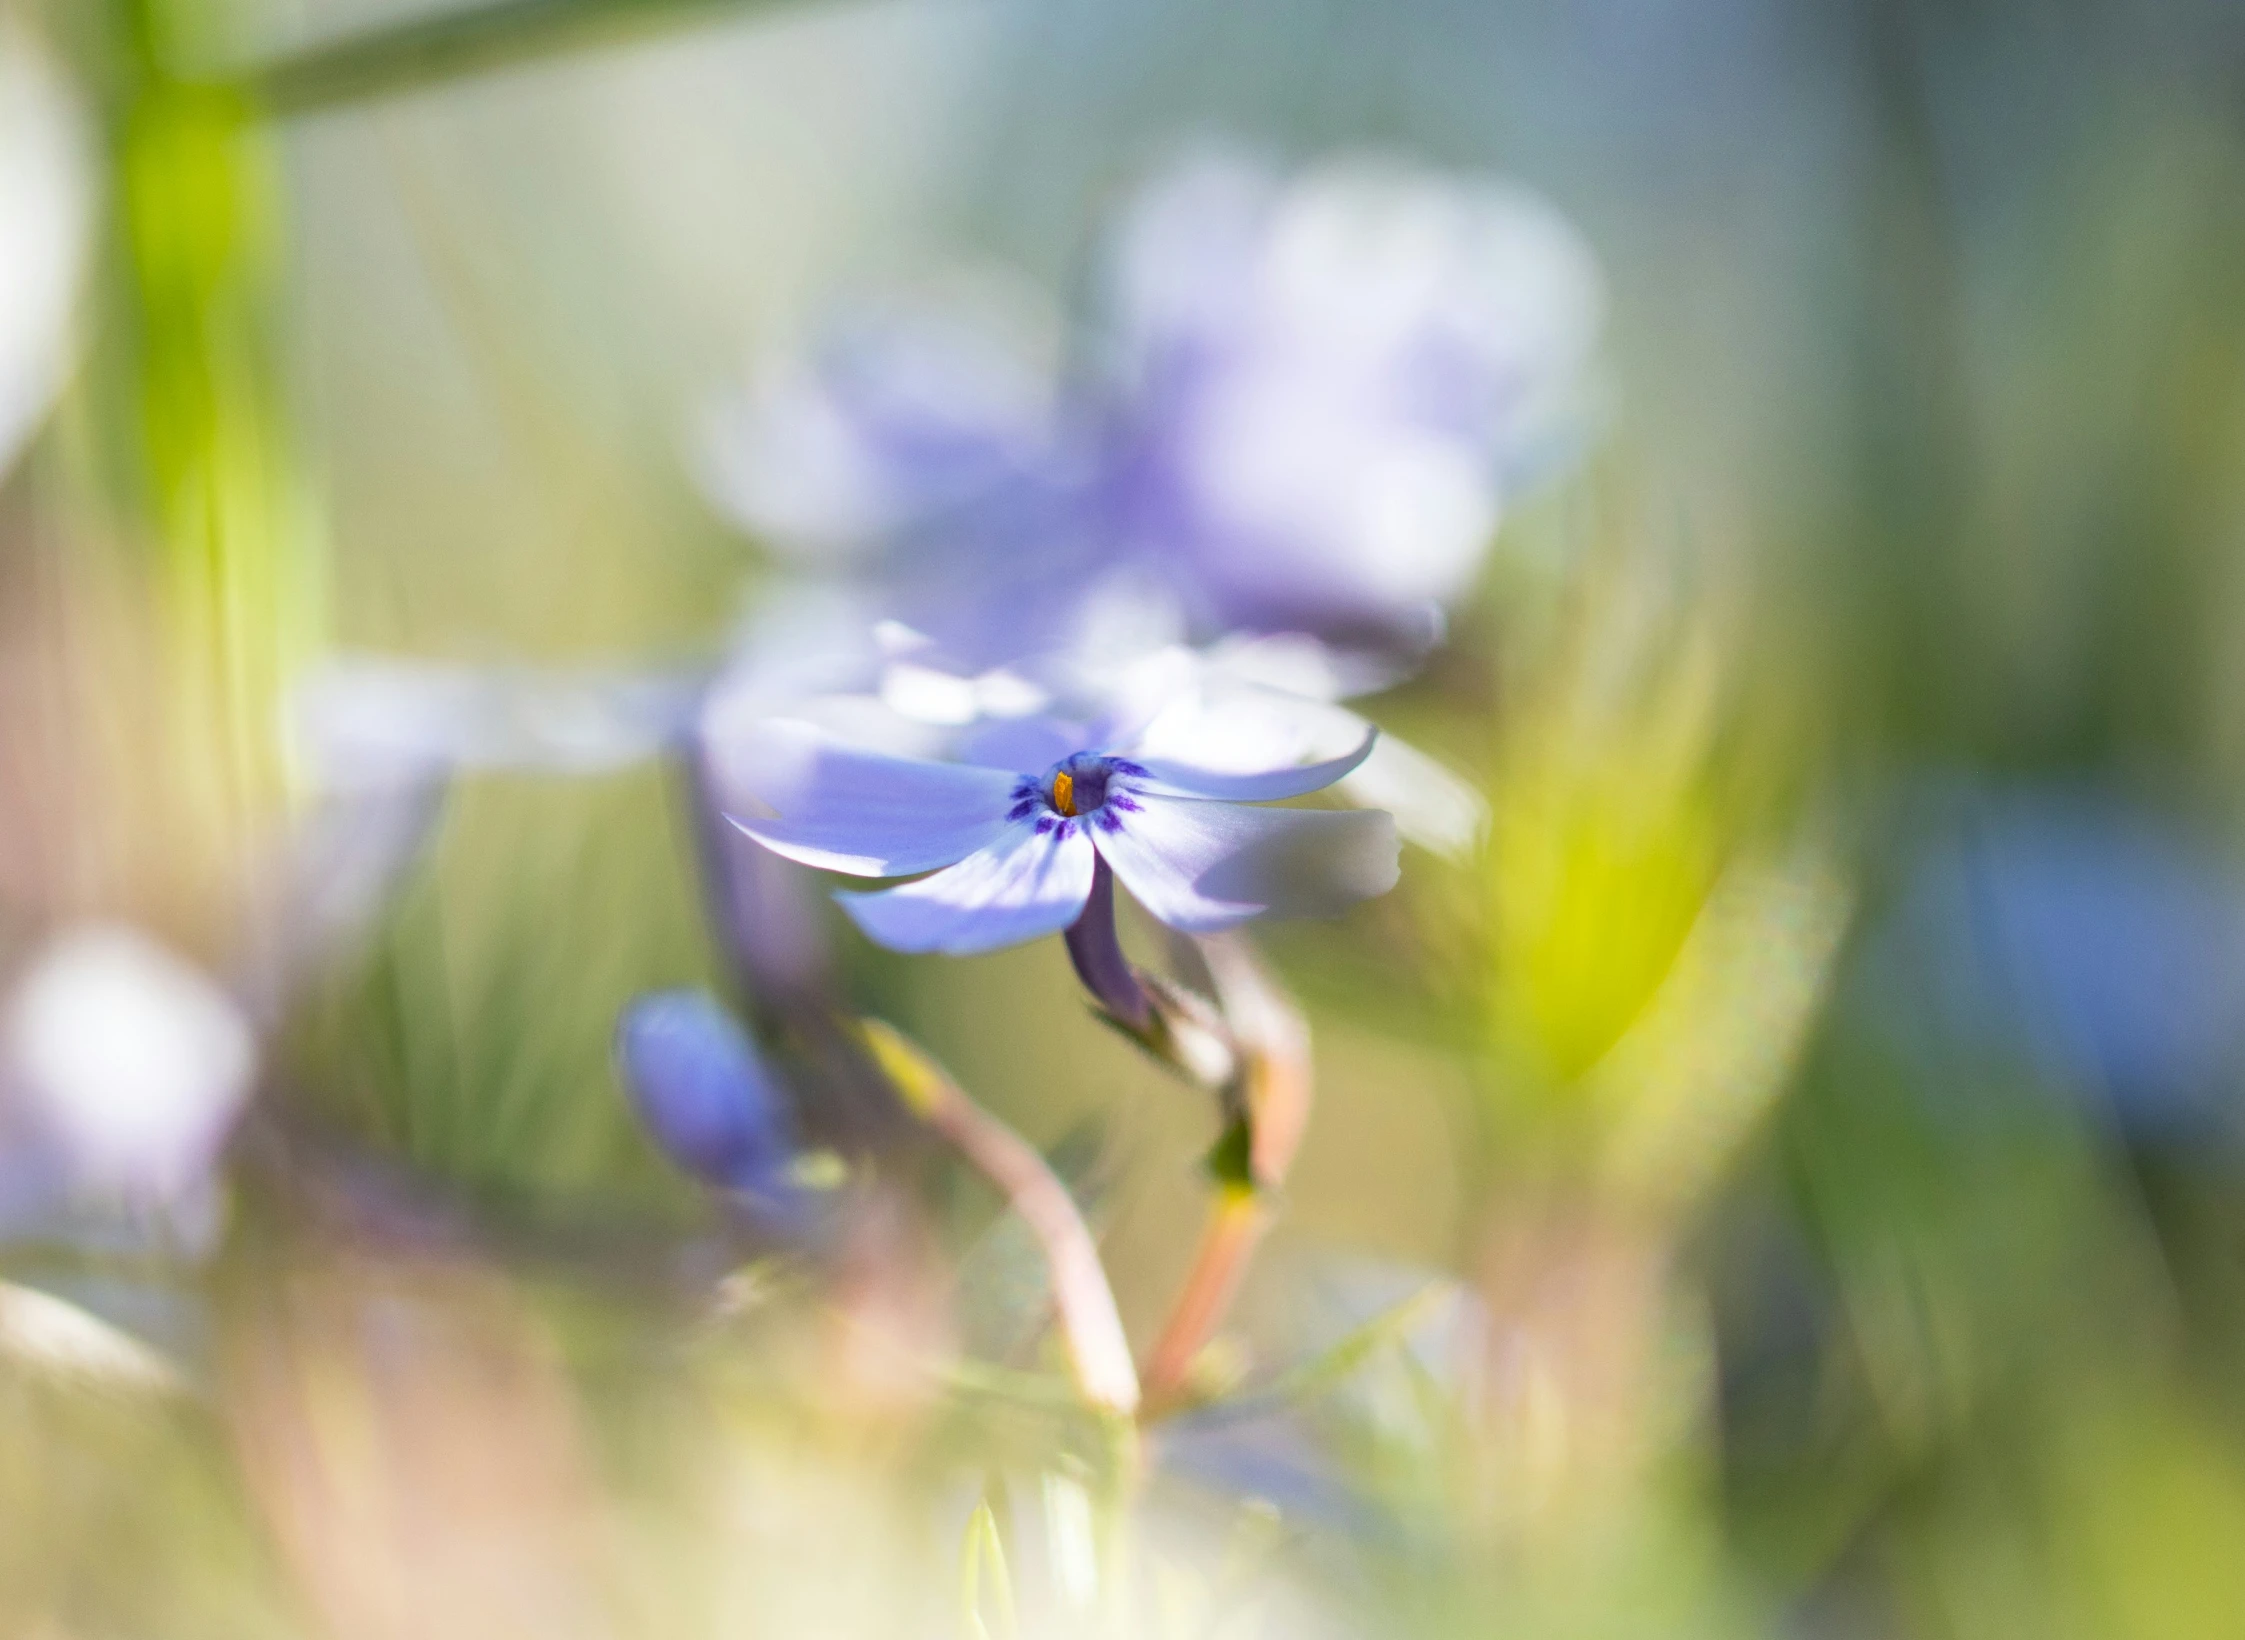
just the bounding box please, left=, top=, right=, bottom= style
left=860, top=1021, right=1141, bottom=1419
left=1138, top=933, right=1314, bottom=1414
left=1203, top=932, right=1314, bottom=1187
left=1140, top=1187, right=1265, bottom=1412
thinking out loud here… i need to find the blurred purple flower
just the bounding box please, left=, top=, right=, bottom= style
left=616, top=989, right=807, bottom=1231
left=704, top=149, right=1603, bottom=663
left=698, top=285, right=1064, bottom=562
left=1854, top=786, right=2245, bottom=1135
left=725, top=721, right=1397, bottom=956
left=1098, top=153, right=1603, bottom=643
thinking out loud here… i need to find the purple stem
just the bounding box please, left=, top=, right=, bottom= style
left=679, top=735, right=909, bottom=1153
left=681, top=735, right=831, bottom=1010
left=1065, top=855, right=1152, bottom=1031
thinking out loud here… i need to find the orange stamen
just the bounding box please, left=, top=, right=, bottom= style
left=1051, top=769, right=1077, bottom=816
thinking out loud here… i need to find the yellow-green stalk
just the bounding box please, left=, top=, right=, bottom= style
left=109, top=0, right=324, bottom=857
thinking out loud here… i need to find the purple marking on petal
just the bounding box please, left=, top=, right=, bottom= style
left=1109, top=759, right=1149, bottom=777
left=1035, top=816, right=1057, bottom=835
left=1095, top=809, right=1125, bottom=833
left=1109, top=794, right=1142, bottom=813
left=1007, top=800, right=1038, bottom=821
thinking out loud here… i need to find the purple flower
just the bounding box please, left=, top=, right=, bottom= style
left=1099, top=153, right=1604, bottom=643
left=725, top=723, right=1399, bottom=956
left=1011, top=627, right=1489, bottom=859
left=703, top=150, right=1602, bottom=665
left=698, top=289, right=1062, bottom=562
left=615, top=990, right=806, bottom=1231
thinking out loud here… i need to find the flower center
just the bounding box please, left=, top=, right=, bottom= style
left=1013, top=755, right=1146, bottom=835
left=1047, top=755, right=1116, bottom=817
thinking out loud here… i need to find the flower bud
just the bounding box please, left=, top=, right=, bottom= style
left=615, top=990, right=805, bottom=1231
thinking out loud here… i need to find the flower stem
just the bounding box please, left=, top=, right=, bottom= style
left=1202, top=934, right=1314, bottom=1188
left=679, top=737, right=831, bottom=1012
left=1064, top=856, right=1152, bottom=1031
left=1140, top=1186, right=1264, bottom=1413
left=860, top=1021, right=1141, bottom=1418
left=1138, top=934, right=1313, bottom=1414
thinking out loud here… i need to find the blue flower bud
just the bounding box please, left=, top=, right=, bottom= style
left=615, top=990, right=805, bottom=1229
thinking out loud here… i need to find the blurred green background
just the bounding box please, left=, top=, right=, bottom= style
left=7, top=0, right=2245, bottom=1635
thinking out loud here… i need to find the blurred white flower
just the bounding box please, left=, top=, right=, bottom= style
left=1, top=923, right=256, bottom=1213
left=0, top=21, right=91, bottom=479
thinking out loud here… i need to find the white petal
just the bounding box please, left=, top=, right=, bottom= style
left=1127, top=673, right=1361, bottom=774
left=723, top=719, right=1019, bottom=877
left=1126, top=727, right=1376, bottom=803
left=3, top=924, right=255, bottom=1202
left=1338, top=732, right=1488, bottom=860
left=1200, top=631, right=1359, bottom=700
left=838, top=821, right=1096, bottom=955
left=879, top=660, right=981, bottom=726
left=1094, top=796, right=1399, bottom=933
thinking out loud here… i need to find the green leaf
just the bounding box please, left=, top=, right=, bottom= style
left=1189, top=1282, right=1452, bottom=1429
left=228, top=0, right=808, bottom=116
left=1204, top=1114, right=1255, bottom=1191
left=959, top=1499, right=1017, bottom=1640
